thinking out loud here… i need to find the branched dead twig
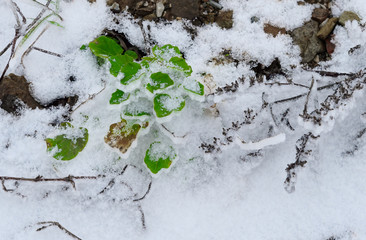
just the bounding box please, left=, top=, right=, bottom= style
left=0, top=175, right=100, bottom=192
left=284, top=132, right=319, bottom=193
left=36, top=221, right=82, bottom=240
left=21, top=26, right=49, bottom=67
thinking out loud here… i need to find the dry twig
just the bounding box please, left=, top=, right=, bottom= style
left=36, top=221, right=82, bottom=240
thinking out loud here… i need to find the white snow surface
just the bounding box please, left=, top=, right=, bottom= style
left=1, top=0, right=366, bottom=239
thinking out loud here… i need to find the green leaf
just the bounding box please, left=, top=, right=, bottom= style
left=123, top=98, right=152, bottom=116
left=153, top=94, right=185, bottom=118
left=80, top=44, right=87, bottom=50
left=183, top=80, right=205, bottom=96
left=46, top=127, right=89, bottom=161
left=89, top=36, right=123, bottom=58
left=110, top=89, right=130, bottom=104
left=97, top=57, right=106, bottom=66
left=125, top=50, right=138, bottom=60
left=109, top=55, right=134, bottom=77
left=146, top=72, right=174, bottom=93
left=104, top=119, right=141, bottom=154
left=152, top=44, right=182, bottom=58
left=141, top=56, right=156, bottom=68
left=144, top=142, right=176, bottom=174
left=169, top=57, right=192, bottom=76
left=121, top=62, right=142, bottom=85
left=48, top=20, right=64, bottom=28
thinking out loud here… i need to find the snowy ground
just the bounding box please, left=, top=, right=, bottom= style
left=1, top=0, right=366, bottom=239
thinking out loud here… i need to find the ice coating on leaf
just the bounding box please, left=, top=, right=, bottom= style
left=46, top=126, right=89, bottom=161
left=144, top=141, right=176, bottom=174
left=146, top=72, right=174, bottom=93
left=160, top=95, right=185, bottom=111
left=183, top=79, right=204, bottom=96
left=104, top=119, right=141, bottom=154
left=123, top=98, right=152, bottom=116
left=147, top=142, right=176, bottom=161
left=152, top=44, right=182, bottom=61
left=153, top=94, right=185, bottom=118
left=109, top=89, right=130, bottom=104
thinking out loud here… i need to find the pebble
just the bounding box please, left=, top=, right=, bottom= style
left=339, top=11, right=361, bottom=26
left=317, top=17, right=338, bottom=40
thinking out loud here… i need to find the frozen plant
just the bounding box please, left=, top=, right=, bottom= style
left=89, top=36, right=204, bottom=174
left=47, top=36, right=204, bottom=175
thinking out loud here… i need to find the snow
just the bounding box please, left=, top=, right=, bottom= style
left=1, top=0, right=366, bottom=239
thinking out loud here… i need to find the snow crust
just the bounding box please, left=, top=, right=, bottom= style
left=1, top=0, right=366, bottom=239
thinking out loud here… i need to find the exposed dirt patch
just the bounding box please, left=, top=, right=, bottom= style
left=0, top=74, right=78, bottom=115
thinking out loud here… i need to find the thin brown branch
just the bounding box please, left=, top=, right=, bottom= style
left=0, top=42, right=12, bottom=56
left=31, top=0, right=63, bottom=21
left=137, top=205, right=146, bottom=230
left=303, top=78, right=315, bottom=115
left=12, top=1, right=26, bottom=24
left=0, top=28, right=20, bottom=82
left=0, top=175, right=99, bottom=191
left=133, top=181, right=152, bottom=202
left=71, top=83, right=107, bottom=114
left=32, top=47, right=63, bottom=57
left=21, top=26, right=49, bottom=67
left=36, top=221, right=82, bottom=240
left=25, top=0, right=52, bottom=32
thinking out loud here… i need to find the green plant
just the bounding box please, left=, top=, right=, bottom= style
left=46, top=36, right=204, bottom=175
left=90, top=36, right=204, bottom=174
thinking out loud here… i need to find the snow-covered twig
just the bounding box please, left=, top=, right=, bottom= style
left=236, top=133, right=286, bottom=151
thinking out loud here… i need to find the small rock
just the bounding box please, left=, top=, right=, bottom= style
left=297, top=1, right=306, bottom=6
left=263, top=24, right=287, bottom=37
left=311, top=8, right=329, bottom=23
left=250, top=16, right=260, bottom=23
left=291, top=20, right=325, bottom=63
left=156, top=1, right=164, bottom=17
left=325, top=35, right=336, bottom=54
left=317, top=17, right=338, bottom=40
left=169, top=0, right=200, bottom=20
left=143, top=12, right=157, bottom=21
left=110, top=2, right=120, bottom=12
left=339, top=11, right=361, bottom=26
left=216, top=10, right=233, bottom=29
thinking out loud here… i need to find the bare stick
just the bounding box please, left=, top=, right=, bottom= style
left=161, top=124, right=187, bottom=138
left=137, top=205, right=146, bottom=230
left=133, top=181, right=152, bottom=202
left=25, top=0, right=52, bottom=32
left=0, top=28, right=20, bottom=82
left=31, top=0, right=63, bottom=21
left=0, top=175, right=99, bottom=191
left=12, top=1, right=26, bottom=24
left=36, top=221, right=82, bottom=240
left=32, top=47, right=63, bottom=57
left=0, top=42, right=12, bottom=56
left=20, top=26, right=49, bottom=67
left=71, top=83, right=107, bottom=114
left=302, top=78, right=315, bottom=115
